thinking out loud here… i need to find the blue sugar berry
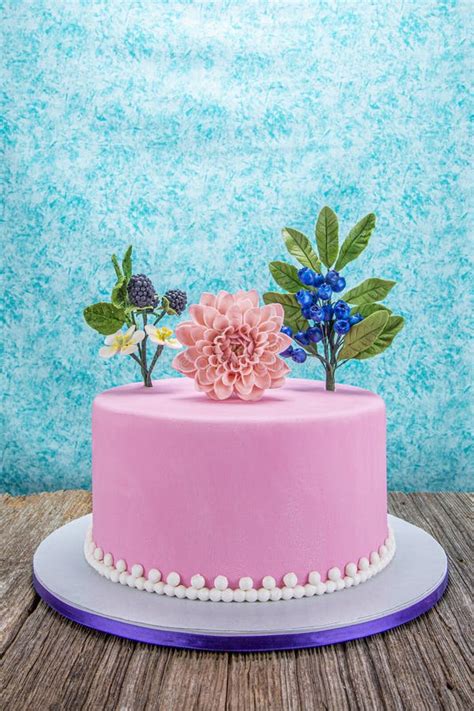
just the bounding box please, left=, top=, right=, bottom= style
left=307, top=326, right=323, bottom=343
left=296, top=290, right=314, bottom=308
left=280, top=345, right=294, bottom=358
left=325, top=270, right=339, bottom=286
left=309, top=305, right=323, bottom=322
left=313, top=273, right=325, bottom=287
left=298, top=267, right=317, bottom=286
left=295, top=330, right=310, bottom=345
left=321, top=304, right=333, bottom=321
left=334, top=319, right=351, bottom=335
left=317, top=283, right=332, bottom=301
left=334, top=300, right=351, bottom=320
left=349, top=313, right=363, bottom=326
left=332, top=276, right=346, bottom=293
left=291, top=348, right=307, bottom=363
left=281, top=325, right=293, bottom=337
left=301, top=306, right=313, bottom=319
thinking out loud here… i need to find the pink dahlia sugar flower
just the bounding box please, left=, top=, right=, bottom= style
left=172, top=290, right=292, bottom=401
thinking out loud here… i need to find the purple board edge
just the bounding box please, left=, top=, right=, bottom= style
left=33, top=571, right=448, bottom=653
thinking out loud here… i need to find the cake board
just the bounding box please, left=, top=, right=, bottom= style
left=33, top=514, right=448, bottom=653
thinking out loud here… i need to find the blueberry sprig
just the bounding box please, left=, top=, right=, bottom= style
left=264, top=206, right=404, bottom=390
left=279, top=268, right=364, bottom=387
left=84, top=246, right=187, bottom=387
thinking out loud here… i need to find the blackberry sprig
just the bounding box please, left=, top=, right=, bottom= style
left=83, top=245, right=188, bottom=388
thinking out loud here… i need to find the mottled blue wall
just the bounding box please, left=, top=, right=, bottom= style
left=2, top=1, right=472, bottom=494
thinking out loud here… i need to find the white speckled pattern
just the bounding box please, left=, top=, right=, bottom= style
left=2, top=2, right=471, bottom=494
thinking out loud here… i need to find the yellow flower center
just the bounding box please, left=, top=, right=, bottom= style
left=113, top=333, right=133, bottom=350
left=155, top=326, right=174, bottom=341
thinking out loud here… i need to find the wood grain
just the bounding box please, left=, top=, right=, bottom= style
left=1, top=491, right=472, bottom=710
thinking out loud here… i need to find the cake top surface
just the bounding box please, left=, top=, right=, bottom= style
left=94, top=377, right=384, bottom=422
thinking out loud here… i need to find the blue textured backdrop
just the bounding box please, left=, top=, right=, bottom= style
left=2, top=1, right=472, bottom=494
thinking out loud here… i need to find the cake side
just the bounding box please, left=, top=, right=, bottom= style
left=89, top=377, right=391, bottom=600
left=84, top=523, right=395, bottom=601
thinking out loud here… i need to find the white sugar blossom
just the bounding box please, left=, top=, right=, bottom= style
left=99, top=326, right=145, bottom=358
left=145, top=325, right=181, bottom=349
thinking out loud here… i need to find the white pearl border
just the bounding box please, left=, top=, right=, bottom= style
left=84, top=525, right=396, bottom=602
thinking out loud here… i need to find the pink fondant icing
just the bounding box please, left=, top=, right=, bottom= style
left=92, top=378, right=388, bottom=588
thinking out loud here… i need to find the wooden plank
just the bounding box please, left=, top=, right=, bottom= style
left=0, top=491, right=472, bottom=710
left=0, top=490, right=91, bottom=653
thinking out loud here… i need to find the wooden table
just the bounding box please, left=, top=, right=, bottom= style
left=1, top=492, right=471, bottom=710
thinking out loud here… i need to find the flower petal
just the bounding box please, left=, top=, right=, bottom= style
left=213, top=378, right=233, bottom=400
left=189, top=304, right=207, bottom=326
left=243, top=308, right=260, bottom=327
left=121, top=344, right=138, bottom=355
left=175, top=322, right=197, bottom=346
left=254, top=370, right=271, bottom=389
left=212, top=314, right=229, bottom=330
left=131, top=329, right=145, bottom=343
left=99, top=345, right=117, bottom=358
left=278, top=333, right=293, bottom=351
left=104, top=330, right=122, bottom=345
left=238, top=385, right=265, bottom=401
left=235, top=290, right=259, bottom=307
left=226, top=304, right=243, bottom=327
left=216, top=291, right=234, bottom=314
left=199, top=292, right=217, bottom=308
left=164, top=338, right=181, bottom=349
left=172, top=350, right=197, bottom=375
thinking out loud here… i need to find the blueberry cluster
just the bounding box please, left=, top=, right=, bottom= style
left=280, top=268, right=363, bottom=363
left=127, top=274, right=159, bottom=309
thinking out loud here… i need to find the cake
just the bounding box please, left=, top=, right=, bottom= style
left=82, top=208, right=405, bottom=603
left=85, top=377, right=395, bottom=602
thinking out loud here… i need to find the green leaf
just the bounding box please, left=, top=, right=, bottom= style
left=355, top=316, right=405, bottom=360
left=84, top=302, right=126, bottom=335
left=315, top=206, right=339, bottom=268
left=339, top=310, right=389, bottom=359
left=122, top=245, right=133, bottom=280
left=335, top=213, right=376, bottom=271
left=343, top=278, right=396, bottom=305
left=351, top=302, right=392, bottom=318
left=282, top=228, right=321, bottom=273
left=111, top=276, right=128, bottom=309
left=263, top=292, right=308, bottom=332
left=269, top=261, right=304, bottom=293
left=111, top=254, right=122, bottom=280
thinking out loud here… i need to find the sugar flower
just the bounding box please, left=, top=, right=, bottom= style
left=145, top=325, right=181, bottom=349
left=172, top=290, right=292, bottom=401
left=99, top=326, right=145, bottom=358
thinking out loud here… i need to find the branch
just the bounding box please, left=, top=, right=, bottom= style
left=148, top=344, right=164, bottom=377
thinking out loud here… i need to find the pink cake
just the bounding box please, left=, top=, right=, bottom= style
left=85, top=377, right=395, bottom=602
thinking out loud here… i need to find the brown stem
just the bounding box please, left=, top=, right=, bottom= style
left=148, top=345, right=164, bottom=379
left=141, top=313, right=153, bottom=387
left=325, top=366, right=336, bottom=391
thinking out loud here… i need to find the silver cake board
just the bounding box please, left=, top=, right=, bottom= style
left=32, top=514, right=447, bottom=653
